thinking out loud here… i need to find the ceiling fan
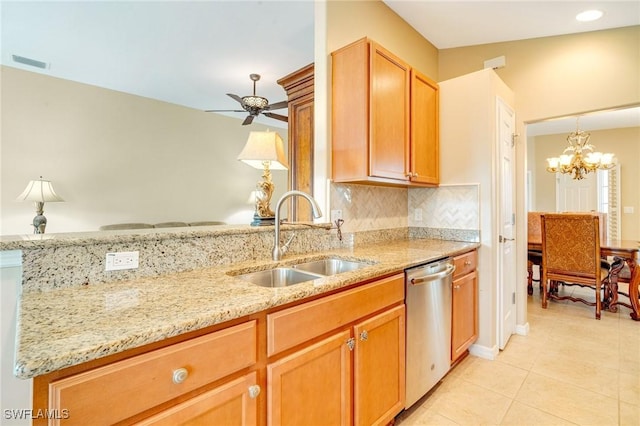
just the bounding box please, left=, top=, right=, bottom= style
left=206, top=74, right=288, bottom=126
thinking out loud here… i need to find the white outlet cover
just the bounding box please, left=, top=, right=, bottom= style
left=105, top=251, right=139, bottom=271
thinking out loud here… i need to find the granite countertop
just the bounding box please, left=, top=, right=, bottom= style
left=14, top=238, right=479, bottom=379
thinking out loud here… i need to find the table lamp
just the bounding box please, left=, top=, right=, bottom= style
left=237, top=130, right=288, bottom=226
left=16, top=176, right=65, bottom=234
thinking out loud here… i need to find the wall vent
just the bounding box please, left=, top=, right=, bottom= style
left=12, top=54, right=49, bottom=69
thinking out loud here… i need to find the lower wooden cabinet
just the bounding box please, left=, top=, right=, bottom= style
left=44, top=321, right=258, bottom=426
left=451, top=250, right=478, bottom=363
left=267, top=276, right=406, bottom=426
left=267, top=330, right=352, bottom=425
left=136, top=372, right=260, bottom=426
left=353, top=305, right=405, bottom=426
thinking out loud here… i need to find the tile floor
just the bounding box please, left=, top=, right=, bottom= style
left=396, top=283, right=640, bottom=425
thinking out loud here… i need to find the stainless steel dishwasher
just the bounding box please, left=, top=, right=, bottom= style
left=405, top=257, right=456, bottom=408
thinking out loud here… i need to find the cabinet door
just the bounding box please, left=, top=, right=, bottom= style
left=452, top=271, right=478, bottom=362
left=288, top=92, right=314, bottom=221
left=410, top=69, right=439, bottom=185
left=353, top=305, right=406, bottom=426
left=136, top=372, right=259, bottom=426
left=370, top=42, right=410, bottom=181
left=267, top=330, right=352, bottom=426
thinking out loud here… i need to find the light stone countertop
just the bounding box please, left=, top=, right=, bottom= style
left=14, top=238, right=479, bottom=379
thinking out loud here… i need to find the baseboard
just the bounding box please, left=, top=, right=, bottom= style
left=468, top=343, right=499, bottom=360
left=515, top=322, right=530, bottom=336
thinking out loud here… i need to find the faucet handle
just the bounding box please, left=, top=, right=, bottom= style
left=281, top=232, right=296, bottom=255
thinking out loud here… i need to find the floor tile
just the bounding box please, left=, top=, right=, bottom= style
left=515, top=370, right=618, bottom=425
left=500, top=401, right=577, bottom=425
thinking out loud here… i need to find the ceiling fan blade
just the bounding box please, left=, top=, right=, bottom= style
left=265, top=100, right=288, bottom=110
left=263, top=112, right=288, bottom=123
left=242, top=115, right=255, bottom=125
left=205, top=109, right=245, bottom=113
left=227, top=93, right=244, bottom=104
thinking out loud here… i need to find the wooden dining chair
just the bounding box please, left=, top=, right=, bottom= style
left=540, top=213, right=609, bottom=319
left=604, top=257, right=638, bottom=313
left=527, top=212, right=544, bottom=295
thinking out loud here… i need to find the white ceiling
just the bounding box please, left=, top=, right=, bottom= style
left=1, top=1, right=638, bottom=131
left=383, top=1, right=640, bottom=49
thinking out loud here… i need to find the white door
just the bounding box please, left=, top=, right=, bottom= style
left=556, top=173, right=597, bottom=211
left=497, top=98, right=516, bottom=350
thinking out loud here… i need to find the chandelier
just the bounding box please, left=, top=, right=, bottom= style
left=545, top=117, right=615, bottom=180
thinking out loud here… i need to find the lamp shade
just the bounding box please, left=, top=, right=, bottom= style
left=16, top=178, right=64, bottom=202
left=237, top=131, right=289, bottom=170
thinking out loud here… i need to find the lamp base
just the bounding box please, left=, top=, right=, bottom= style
left=250, top=213, right=275, bottom=227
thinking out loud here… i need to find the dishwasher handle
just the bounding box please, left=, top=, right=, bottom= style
left=410, top=264, right=456, bottom=285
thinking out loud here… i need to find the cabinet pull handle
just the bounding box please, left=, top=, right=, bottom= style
left=464, top=260, right=472, bottom=266
left=346, top=337, right=355, bottom=351
left=360, top=330, right=368, bottom=341
left=454, top=285, right=461, bottom=290
left=172, top=367, right=189, bottom=384
left=248, top=385, right=261, bottom=399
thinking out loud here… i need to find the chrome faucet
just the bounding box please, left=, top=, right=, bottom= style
left=273, top=190, right=323, bottom=261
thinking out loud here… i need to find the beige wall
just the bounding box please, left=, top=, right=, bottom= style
left=531, top=126, right=640, bottom=240
left=439, top=26, right=639, bottom=122
left=0, top=66, right=287, bottom=235
left=326, top=0, right=439, bottom=79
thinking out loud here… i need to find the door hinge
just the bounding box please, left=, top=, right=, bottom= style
left=512, top=292, right=516, bottom=304
left=511, top=133, right=519, bottom=147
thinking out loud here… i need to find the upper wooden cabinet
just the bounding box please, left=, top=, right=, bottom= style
left=278, top=63, right=314, bottom=221
left=331, top=38, right=439, bottom=187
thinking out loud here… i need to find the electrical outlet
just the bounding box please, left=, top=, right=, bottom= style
left=414, top=208, right=423, bottom=221
left=330, top=209, right=343, bottom=223
left=105, top=251, right=139, bottom=271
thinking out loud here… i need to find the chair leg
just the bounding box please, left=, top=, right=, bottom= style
left=527, top=260, right=534, bottom=295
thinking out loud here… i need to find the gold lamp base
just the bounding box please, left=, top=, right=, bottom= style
left=251, top=164, right=276, bottom=227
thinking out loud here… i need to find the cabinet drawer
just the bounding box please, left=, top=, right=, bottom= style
left=49, top=321, right=257, bottom=425
left=453, top=250, right=477, bottom=278
left=267, top=274, right=404, bottom=356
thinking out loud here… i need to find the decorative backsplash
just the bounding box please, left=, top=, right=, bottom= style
left=409, top=184, right=480, bottom=230
left=331, top=182, right=479, bottom=235
left=330, top=183, right=408, bottom=232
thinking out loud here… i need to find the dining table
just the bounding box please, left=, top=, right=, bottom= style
left=528, top=238, right=640, bottom=321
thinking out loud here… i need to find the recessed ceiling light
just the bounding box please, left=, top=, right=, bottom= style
left=576, top=9, right=604, bottom=22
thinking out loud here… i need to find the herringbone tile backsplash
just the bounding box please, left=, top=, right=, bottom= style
left=330, top=184, right=408, bottom=232
left=409, top=185, right=480, bottom=229
left=330, top=183, right=479, bottom=233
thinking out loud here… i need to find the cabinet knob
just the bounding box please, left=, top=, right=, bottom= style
left=454, top=285, right=461, bottom=290
left=248, top=385, right=261, bottom=399
left=172, top=367, right=189, bottom=384
left=360, top=330, right=369, bottom=341
left=346, top=337, right=355, bottom=351
left=464, top=260, right=472, bottom=266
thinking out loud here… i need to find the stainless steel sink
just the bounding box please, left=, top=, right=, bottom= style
left=233, top=267, right=322, bottom=288
left=292, top=258, right=370, bottom=276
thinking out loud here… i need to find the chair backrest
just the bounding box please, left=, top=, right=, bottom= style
left=541, top=213, right=601, bottom=279
left=527, top=212, right=543, bottom=243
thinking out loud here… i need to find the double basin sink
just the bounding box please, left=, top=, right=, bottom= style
left=230, top=258, right=372, bottom=288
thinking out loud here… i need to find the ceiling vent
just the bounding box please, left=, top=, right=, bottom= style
left=12, top=54, right=49, bottom=69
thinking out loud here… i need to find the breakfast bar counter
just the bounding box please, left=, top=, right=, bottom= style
left=13, top=237, right=479, bottom=379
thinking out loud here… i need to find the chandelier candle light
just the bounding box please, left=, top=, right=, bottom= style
left=545, top=117, right=615, bottom=180
left=237, top=130, right=289, bottom=226
left=16, top=176, right=65, bottom=234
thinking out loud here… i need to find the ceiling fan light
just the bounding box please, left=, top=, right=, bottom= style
left=576, top=9, right=603, bottom=22
left=243, top=95, right=268, bottom=109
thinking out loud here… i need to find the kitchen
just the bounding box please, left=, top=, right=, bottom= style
left=1, top=1, right=639, bottom=425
